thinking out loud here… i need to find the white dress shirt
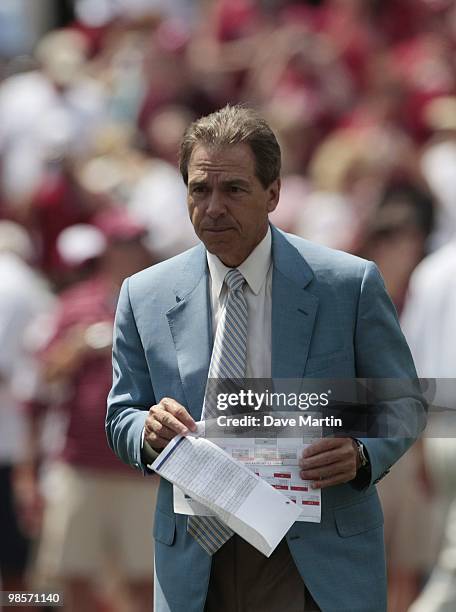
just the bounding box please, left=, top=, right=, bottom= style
left=206, top=227, right=272, bottom=379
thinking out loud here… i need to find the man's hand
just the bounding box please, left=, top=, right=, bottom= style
left=299, top=438, right=360, bottom=489
left=144, top=398, right=197, bottom=451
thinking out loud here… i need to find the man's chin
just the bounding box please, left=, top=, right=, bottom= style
left=206, top=243, right=231, bottom=257
left=202, top=231, right=235, bottom=248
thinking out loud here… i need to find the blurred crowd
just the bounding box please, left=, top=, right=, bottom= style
left=1, top=0, right=456, bottom=610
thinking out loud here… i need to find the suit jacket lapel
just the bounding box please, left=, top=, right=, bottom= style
left=166, top=245, right=212, bottom=420
left=271, top=227, right=319, bottom=379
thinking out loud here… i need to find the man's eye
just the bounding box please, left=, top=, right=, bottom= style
left=192, top=185, right=207, bottom=194
left=229, top=185, right=243, bottom=193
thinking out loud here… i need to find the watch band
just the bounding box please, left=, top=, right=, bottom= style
left=353, top=439, right=369, bottom=468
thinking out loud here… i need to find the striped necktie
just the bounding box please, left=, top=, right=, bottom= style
left=187, top=268, right=248, bottom=554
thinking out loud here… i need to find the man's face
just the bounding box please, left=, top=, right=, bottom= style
left=187, top=143, right=280, bottom=267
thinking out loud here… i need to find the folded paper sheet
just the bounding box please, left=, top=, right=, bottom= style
left=152, top=434, right=302, bottom=557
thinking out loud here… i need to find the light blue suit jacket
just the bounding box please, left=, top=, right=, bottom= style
left=106, top=226, right=424, bottom=612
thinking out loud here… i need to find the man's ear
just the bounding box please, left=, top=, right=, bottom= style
left=267, top=178, right=281, bottom=213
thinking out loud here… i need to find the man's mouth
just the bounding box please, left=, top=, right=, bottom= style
left=203, top=227, right=234, bottom=233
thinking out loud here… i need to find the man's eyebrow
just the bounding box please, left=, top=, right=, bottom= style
left=188, top=178, right=208, bottom=187
left=221, top=178, right=250, bottom=187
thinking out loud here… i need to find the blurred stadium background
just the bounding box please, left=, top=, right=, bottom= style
left=1, top=1, right=456, bottom=611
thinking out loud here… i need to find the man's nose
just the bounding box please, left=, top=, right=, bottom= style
left=206, top=190, right=226, bottom=219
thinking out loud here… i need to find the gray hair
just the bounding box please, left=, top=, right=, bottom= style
left=179, top=105, right=281, bottom=188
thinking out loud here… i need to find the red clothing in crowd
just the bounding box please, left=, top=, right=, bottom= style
left=41, top=276, right=131, bottom=473
left=31, top=166, right=90, bottom=276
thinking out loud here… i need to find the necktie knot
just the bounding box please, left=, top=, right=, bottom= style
left=224, top=268, right=245, bottom=292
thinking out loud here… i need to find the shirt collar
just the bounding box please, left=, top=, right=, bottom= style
left=206, top=227, right=272, bottom=298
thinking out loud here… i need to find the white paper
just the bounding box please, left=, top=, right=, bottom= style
left=174, top=422, right=321, bottom=523
left=152, top=434, right=302, bottom=556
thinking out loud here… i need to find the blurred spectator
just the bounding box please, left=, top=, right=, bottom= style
left=128, top=104, right=198, bottom=259
left=401, top=240, right=456, bottom=612
left=353, top=181, right=436, bottom=611
left=354, top=182, right=436, bottom=612
left=292, top=124, right=418, bottom=254
left=358, top=182, right=435, bottom=312
left=378, top=440, right=436, bottom=612
left=26, top=210, right=158, bottom=612
left=399, top=94, right=456, bottom=612
left=55, top=222, right=108, bottom=287
left=0, top=28, right=106, bottom=209
left=25, top=155, right=95, bottom=283
left=421, top=96, right=456, bottom=249
left=0, top=221, right=53, bottom=596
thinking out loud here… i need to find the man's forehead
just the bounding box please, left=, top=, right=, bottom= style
left=188, top=143, right=256, bottom=177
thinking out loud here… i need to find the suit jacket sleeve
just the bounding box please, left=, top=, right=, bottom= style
left=354, top=261, right=427, bottom=488
left=106, top=277, right=156, bottom=474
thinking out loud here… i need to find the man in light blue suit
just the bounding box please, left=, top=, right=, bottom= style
left=106, top=106, right=425, bottom=612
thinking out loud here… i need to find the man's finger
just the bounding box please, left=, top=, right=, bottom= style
left=154, top=408, right=190, bottom=435
left=300, top=461, right=343, bottom=481
left=300, top=440, right=355, bottom=469
left=299, top=449, right=340, bottom=470
left=310, top=471, right=350, bottom=489
left=147, top=419, right=175, bottom=441
left=145, top=433, right=170, bottom=450
left=161, top=398, right=197, bottom=432
left=302, top=437, right=349, bottom=458
left=301, top=457, right=355, bottom=480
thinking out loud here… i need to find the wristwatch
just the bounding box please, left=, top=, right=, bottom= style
left=353, top=438, right=369, bottom=469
